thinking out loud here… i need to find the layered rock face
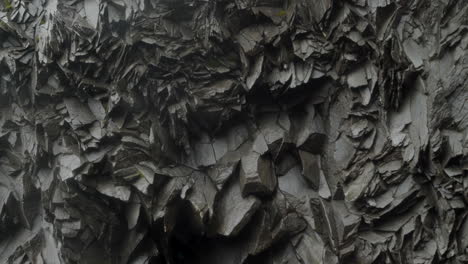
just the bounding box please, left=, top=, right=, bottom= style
left=1, top=0, right=468, bottom=263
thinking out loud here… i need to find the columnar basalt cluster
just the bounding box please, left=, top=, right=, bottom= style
left=0, top=0, right=467, bottom=263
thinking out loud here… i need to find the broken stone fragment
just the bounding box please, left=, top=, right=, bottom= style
left=278, top=165, right=313, bottom=199
left=271, top=212, right=307, bottom=243
left=95, top=180, right=131, bottom=202
left=257, top=112, right=290, bottom=156
left=293, top=103, right=327, bottom=154
left=299, top=150, right=321, bottom=190
left=57, top=153, right=82, bottom=181
left=246, top=209, right=274, bottom=255
left=344, top=162, right=376, bottom=202
left=63, top=98, right=96, bottom=128
left=239, top=151, right=277, bottom=196
left=186, top=171, right=217, bottom=226
left=207, top=161, right=239, bottom=190
left=346, top=65, right=368, bottom=88
left=349, top=119, right=372, bottom=139
left=333, top=134, right=356, bottom=170
left=214, top=177, right=261, bottom=237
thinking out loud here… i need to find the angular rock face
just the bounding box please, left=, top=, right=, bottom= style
left=239, top=152, right=276, bottom=196
left=214, top=176, right=260, bottom=237
left=1, top=0, right=468, bottom=263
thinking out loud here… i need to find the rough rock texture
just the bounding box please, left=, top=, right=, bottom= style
left=1, top=0, right=468, bottom=263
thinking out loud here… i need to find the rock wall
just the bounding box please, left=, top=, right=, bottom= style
left=0, top=0, right=467, bottom=263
